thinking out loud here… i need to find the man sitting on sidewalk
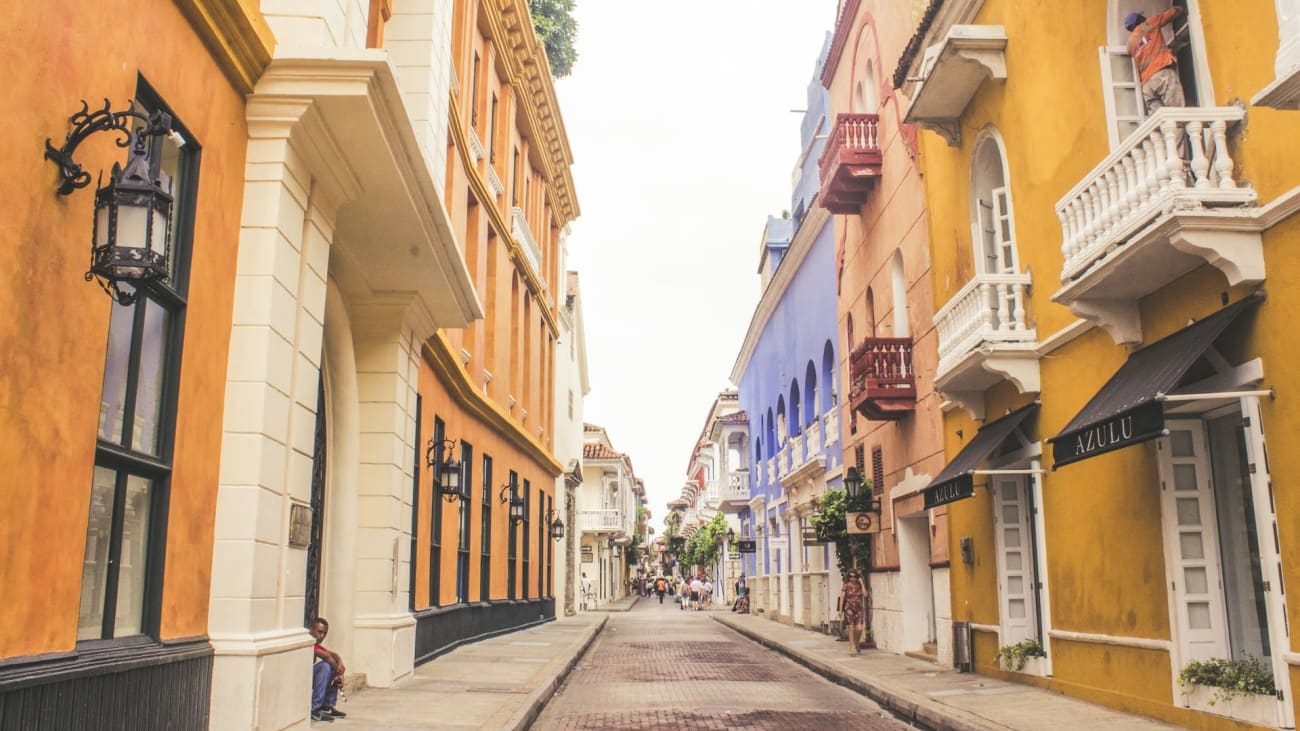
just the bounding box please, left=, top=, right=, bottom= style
left=310, top=617, right=347, bottom=723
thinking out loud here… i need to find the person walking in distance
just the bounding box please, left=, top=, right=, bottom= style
left=838, top=569, right=869, bottom=656
left=1125, top=6, right=1187, bottom=114
left=655, top=576, right=667, bottom=604
left=580, top=572, right=592, bottom=609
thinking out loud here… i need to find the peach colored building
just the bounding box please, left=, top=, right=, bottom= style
left=821, top=0, right=950, bottom=661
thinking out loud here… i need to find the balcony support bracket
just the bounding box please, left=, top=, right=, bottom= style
left=904, top=25, right=1008, bottom=148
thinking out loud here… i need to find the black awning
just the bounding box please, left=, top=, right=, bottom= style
left=924, top=404, right=1039, bottom=509
left=1050, top=293, right=1263, bottom=469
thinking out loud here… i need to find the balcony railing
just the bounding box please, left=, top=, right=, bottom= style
left=578, top=509, right=624, bottom=532
left=485, top=163, right=505, bottom=199
left=806, top=419, right=822, bottom=456
left=823, top=409, right=839, bottom=445
left=849, top=337, right=916, bottom=421
left=818, top=113, right=883, bottom=214
left=935, top=272, right=1034, bottom=372
left=1057, top=107, right=1254, bottom=283
left=766, top=457, right=776, bottom=485
left=467, top=127, right=486, bottom=166
left=721, top=471, right=750, bottom=503
left=511, top=207, right=544, bottom=283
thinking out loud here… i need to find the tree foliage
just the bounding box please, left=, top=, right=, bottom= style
left=528, top=0, right=578, bottom=77
left=680, top=513, right=728, bottom=572
left=810, top=488, right=872, bottom=579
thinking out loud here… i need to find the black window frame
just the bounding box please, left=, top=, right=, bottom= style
left=79, top=77, right=199, bottom=644
left=456, top=441, right=473, bottom=604
left=480, top=454, right=493, bottom=601
left=429, top=417, right=445, bottom=608
left=408, top=396, right=423, bottom=611
left=522, top=479, right=531, bottom=599
left=506, top=470, right=518, bottom=600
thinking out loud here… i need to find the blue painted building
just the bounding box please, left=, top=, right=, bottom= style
left=727, top=35, right=845, bottom=629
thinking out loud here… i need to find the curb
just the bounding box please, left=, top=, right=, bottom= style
left=712, top=615, right=999, bottom=731
left=589, top=595, right=641, bottom=613
left=504, top=616, right=608, bottom=731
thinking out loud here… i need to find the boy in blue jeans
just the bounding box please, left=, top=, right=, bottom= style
left=310, top=617, right=347, bottom=722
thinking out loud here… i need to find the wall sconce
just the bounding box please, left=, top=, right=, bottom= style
left=843, top=467, right=882, bottom=512
left=45, top=100, right=174, bottom=305
left=499, top=478, right=525, bottom=523
left=545, top=508, right=564, bottom=541
left=726, top=528, right=735, bottom=543
left=613, top=544, right=622, bottom=558
left=425, top=437, right=466, bottom=503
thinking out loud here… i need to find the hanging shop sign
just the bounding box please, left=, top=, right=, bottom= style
left=924, top=477, right=976, bottom=510
left=735, top=540, right=757, bottom=553
left=801, top=527, right=826, bottom=546
left=846, top=511, right=881, bottom=535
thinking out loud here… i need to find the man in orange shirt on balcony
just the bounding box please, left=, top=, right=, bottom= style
left=1125, top=6, right=1187, bottom=113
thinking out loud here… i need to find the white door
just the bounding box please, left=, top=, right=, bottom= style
left=993, top=476, right=1036, bottom=645
left=1158, top=420, right=1229, bottom=662
left=1098, top=46, right=1146, bottom=149
left=992, top=186, right=1017, bottom=273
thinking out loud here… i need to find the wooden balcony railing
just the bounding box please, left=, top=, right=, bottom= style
left=849, top=337, right=916, bottom=421
left=818, top=113, right=883, bottom=214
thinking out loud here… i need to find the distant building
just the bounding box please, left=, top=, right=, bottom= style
left=579, top=424, right=645, bottom=605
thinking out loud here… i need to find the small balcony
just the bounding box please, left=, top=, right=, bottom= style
left=720, top=471, right=750, bottom=513
left=578, top=509, right=624, bottom=533
left=511, top=206, right=545, bottom=286
left=1052, top=107, right=1261, bottom=345
left=903, top=25, right=1008, bottom=147
left=822, top=409, right=839, bottom=445
left=805, top=419, right=822, bottom=455
left=849, top=337, right=916, bottom=421
left=818, top=113, right=883, bottom=214
left=934, top=272, right=1039, bottom=420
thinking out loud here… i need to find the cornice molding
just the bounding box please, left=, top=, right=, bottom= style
left=730, top=204, right=833, bottom=383
left=422, top=334, right=563, bottom=475
left=483, top=0, right=579, bottom=226
left=448, top=95, right=559, bottom=338
left=175, top=0, right=275, bottom=94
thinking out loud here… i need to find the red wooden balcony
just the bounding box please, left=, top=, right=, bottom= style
left=818, top=113, right=883, bottom=214
left=849, top=337, right=916, bottom=421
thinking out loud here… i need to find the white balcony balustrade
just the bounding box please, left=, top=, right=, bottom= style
left=578, top=509, right=623, bottom=532
left=766, top=457, right=776, bottom=485
left=1053, top=106, right=1264, bottom=345
left=805, top=420, right=822, bottom=456
left=823, top=410, right=838, bottom=445
left=467, top=127, right=486, bottom=166
left=791, top=433, right=806, bottom=466
left=485, top=164, right=505, bottom=199
left=722, top=471, right=750, bottom=502
left=511, top=206, right=545, bottom=284
left=935, top=272, right=1038, bottom=419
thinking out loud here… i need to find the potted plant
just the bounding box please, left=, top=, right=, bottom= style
left=1178, top=657, right=1277, bottom=726
left=995, top=638, right=1046, bottom=674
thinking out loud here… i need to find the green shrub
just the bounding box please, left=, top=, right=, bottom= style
left=995, top=639, right=1046, bottom=672
left=1178, top=657, right=1276, bottom=705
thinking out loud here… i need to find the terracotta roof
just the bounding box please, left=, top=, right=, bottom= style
left=583, top=443, right=621, bottom=460
left=892, top=0, right=944, bottom=89
left=719, top=411, right=749, bottom=424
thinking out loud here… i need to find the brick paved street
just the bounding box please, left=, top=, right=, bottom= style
left=531, top=601, right=904, bottom=730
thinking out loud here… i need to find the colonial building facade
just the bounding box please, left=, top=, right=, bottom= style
left=578, top=424, right=644, bottom=605
left=0, top=1, right=271, bottom=726
left=553, top=271, right=591, bottom=616
left=904, top=0, right=1300, bottom=727
left=732, top=39, right=847, bottom=634
left=821, top=0, right=950, bottom=661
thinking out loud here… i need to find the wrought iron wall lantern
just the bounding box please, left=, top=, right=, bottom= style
left=613, top=543, right=622, bottom=558
left=426, top=437, right=466, bottom=502
left=499, top=479, right=525, bottom=523
left=544, top=508, right=564, bottom=541
left=45, top=99, right=175, bottom=305
left=843, top=466, right=882, bottom=512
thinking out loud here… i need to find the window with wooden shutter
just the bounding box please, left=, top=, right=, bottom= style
left=871, top=446, right=884, bottom=496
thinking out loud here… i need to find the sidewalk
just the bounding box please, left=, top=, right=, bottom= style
left=585, top=594, right=640, bottom=612
left=325, top=613, right=604, bottom=730
left=713, top=613, right=1179, bottom=731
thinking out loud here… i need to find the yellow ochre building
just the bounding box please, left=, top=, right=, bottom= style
left=898, top=0, right=1300, bottom=727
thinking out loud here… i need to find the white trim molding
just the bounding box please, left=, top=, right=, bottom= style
left=1048, top=628, right=1171, bottom=652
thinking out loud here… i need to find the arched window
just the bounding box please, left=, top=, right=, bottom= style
left=804, top=362, right=818, bottom=427
left=766, top=408, right=776, bottom=452
left=776, top=398, right=787, bottom=443
left=846, top=313, right=855, bottom=354
left=865, top=287, right=877, bottom=337
left=788, top=381, right=801, bottom=437
left=821, top=340, right=836, bottom=412
left=891, top=251, right=909, bottom=337
left=853, top=60, right=879, bottom=114
left=970, top=132, right=1018, bottom=275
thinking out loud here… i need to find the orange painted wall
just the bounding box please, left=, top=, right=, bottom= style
left=0, top=0, right=247, bottom=656
left=414, top=359, right=557, bottom=606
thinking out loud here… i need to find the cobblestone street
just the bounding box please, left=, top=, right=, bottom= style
left=531, top=601, right=904, bottom=731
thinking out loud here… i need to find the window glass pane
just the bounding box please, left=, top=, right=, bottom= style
left=1110, top=54, right=1136, bottom=83
left=1187, top=601, right=1212, bottom=629
left=1180, top=532, right=1205, bottom=559
left=158, top=131, right=186, bottom=283
left=1177, top=498, right=1201, bottom=526
left=1009, top=599, right=1026, bottom=618
left=132, top=299, right=170, bottom=454
left=1173, top=463, right=1199, bottom=491
left=1008, top=576, right=1024, bottom=595
left=1184, top=566, right=1209, bottom=594
left=1114, top=88, right=1140, bottom=117
left=1002, top=504, right=1019, bottom=524
left=78, top=467, right=117, bottom=640
left=113, top=475, right=152, bottom=637
left=1004, top=528, right=1020, bottom=548
left=98, top=304, right=136, bottom=445
left=1170, top=430, right=1195, bottom=457
left=1006, top=552, right=1022, bottom=570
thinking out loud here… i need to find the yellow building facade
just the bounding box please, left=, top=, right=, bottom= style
left=905, top=0, right=1300, bottom=727
left=0, top=0, right=271, bottom=726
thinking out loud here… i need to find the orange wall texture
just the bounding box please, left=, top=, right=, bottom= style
left=0, top=0, right=247, bottom=656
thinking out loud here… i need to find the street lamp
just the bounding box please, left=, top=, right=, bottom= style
left=545, top=508, right=564, bottom=541
left=499, top=478, right=526, bottom=523
left=45, top=101, right=176, bottom=305
left=726, top=528, right=735, bottom=543
left=426, top=438, right=466, bottom=502
left=844, top=466, right=864, bottom=499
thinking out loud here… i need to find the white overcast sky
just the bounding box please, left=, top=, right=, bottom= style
left=556, top=1, right=838, bottom=522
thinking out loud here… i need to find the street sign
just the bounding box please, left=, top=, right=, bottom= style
left=735, top=540, right=757, bottom=553
left=727, top=551, right=740, bottom=561
left=847, top=511, right=881, bottom=535
left=581, top=545, right=593, bottom=562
